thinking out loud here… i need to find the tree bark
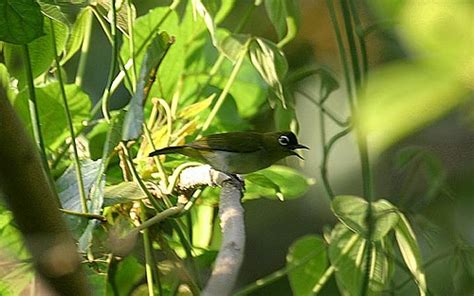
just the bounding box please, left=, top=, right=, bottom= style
left=0, top=80, right=89, bottom=295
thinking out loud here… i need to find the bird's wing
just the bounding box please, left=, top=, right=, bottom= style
left=189, top=132, right=264, bottom=152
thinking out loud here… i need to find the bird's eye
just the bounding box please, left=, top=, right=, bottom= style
left=278, top=135, right=290, bottom=146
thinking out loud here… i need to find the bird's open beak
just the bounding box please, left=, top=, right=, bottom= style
left=291, top=144, right=309, bottom=150
left=290, top=144, right=309, bottom=160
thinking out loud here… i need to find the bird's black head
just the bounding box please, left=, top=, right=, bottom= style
left=273, top=131, right=309, bottom=159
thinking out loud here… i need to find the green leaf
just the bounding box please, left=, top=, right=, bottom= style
left=103, top=182, right=146, bottom=206
left=248, top=37, right=288, bottom=108
left=264, top=0, right=300, bottom=46
left=185, top=57, right=267, bottom=118
left=107, top=256, right=145, bottom=295
left=395, top=213, right=427, bottom=296
left=61, top=7, right=92, bottom=65
left=329, top=223, right=391, bottom=295
left=4, top=16, right=68, bottom=88
left=245, top=173, right=283, bottom=200
left=331, top=195, right=399, bottom=241
left=77, top=113, right=124, bottom=252
left=286, top=235, right=328, bottom=296
left=191, top=0, right=218, bottom=46
left=219, top=33, right=250, bottom=63
left=357, top=63, right=468, bottom=152
left=122, top=32, right=172, bottom=141
left=120, top=4, right=195, bottom=100
left=0, top=205, right=30, bottom=260
left=0, top=63, right=16, bottom=102
left=57, top=159, right=103, bottom=213
left=38, top=2, right=70, bottom=26
left=177, top=94, right=214, bottom=120
left=0, top=0, right=44, bottom=44
left=244, top=165, right=311, bottom=201
left=14, top=82, right=91, bottom=150
left=95, top=0, right=136, bottom=36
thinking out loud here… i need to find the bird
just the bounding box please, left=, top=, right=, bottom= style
left=149, top=131, right=308, bottom=174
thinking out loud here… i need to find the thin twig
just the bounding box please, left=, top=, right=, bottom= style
left=50, top=19, right=89, bottom=213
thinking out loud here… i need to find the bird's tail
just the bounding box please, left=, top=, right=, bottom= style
left=149, top=146, right=186, bottom=157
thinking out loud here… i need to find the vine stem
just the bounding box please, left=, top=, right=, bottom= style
left=75, top=7, right=92, bottom=87
left=327, top=1, right=374, bottom=294
left=201, top=49, right=246, bottom=132
left=22, top=44, right=60, bottom=206
left=22, top=45, right=49, bottom=172
left=100, top=0, right=119, bottom=122
left=50, top=19, right=88, bottom=213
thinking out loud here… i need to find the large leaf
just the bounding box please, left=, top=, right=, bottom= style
left=78, top=113, right=124, bottom=252
left=122, top=32, right=172, bottom=141
left=248, top=37, right=288, bottom=108
left=61, top=7, right=92, bottom=65
left=395, top=213, right=427, bottom=296
left=0, top=205, right=32, bottom=294
left=358, top=1, right=473, bottom=152
left=329, top=223, right=392, bottom=295
left=57, top=159, right=103, bottom=212
left=0, top=0, right=44, bottom=44
left=331, top=195, right=399, bottom=241
left=357, top=63, right=467, bottom=152
left=244, top=165, right=312, bottom=201
left=264, top=0, right=300, bottom=46
left=103, top=182, right=146, bottom=206
left=14, top=82, right=91, bottom=150
left=4, top=16, right=68, bottom=88
left=286, top=235, right=328, bottom=296
left=120, top=3, right=198, bottom=100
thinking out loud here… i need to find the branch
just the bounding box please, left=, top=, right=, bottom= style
left=110, top=165, right=246, bottom=295
left=202, top=173, right=245, bottom=296
left=0, top=80, right=89, bottom=294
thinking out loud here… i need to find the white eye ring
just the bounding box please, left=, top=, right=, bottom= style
left=278, top=135, right=290, bottom=146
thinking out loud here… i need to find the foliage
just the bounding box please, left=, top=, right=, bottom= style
left=0, top=0, right=472, bottom=295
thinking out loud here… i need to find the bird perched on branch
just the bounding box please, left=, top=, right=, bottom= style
left=149, top=131, right=308, bottom=174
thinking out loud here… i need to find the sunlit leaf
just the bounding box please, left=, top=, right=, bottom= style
left=357, top=63, right=467, bottom=152
left=61, top=7, right=92, bottom=65
left=120, top=3, right=196, bottom=100
left=122, top=32, right=172, bottom=141
left=38, top=2, right=70, bottom=26
left=0, top=0, right=44, bottom=44
left=244, top=165, right=311, bottom=201
left=192, top=0, right=218, bottom=46
left=192, top=204, right=215, bottom=249
left=177, top=95, right=214, bottom=120
left=331, top=195, right=399, bottom=241
left=95, top=0, right=136, bottom=36
left=14, top=82, right=91, bottom=150
left=329, top=223, right=391, bottom=295
left=264, top=0, right=300, bottom=46
left=287, top=235, right=328, bottom=296
left=4, top=17, right=68, bottom=88
left=219, top=33, right=249, bottom=62
left=395, top=213, right=427, bottom=296
left=248, top=37, right=288, bottom=108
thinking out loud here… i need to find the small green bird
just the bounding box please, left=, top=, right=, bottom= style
left=149, top=131, right=308, bottom=174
